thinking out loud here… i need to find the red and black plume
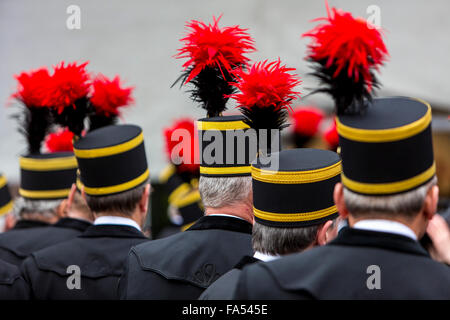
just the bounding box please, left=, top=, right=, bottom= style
left=291, top=106, right=324, bottom=147
left=163, top=118, right=199, bottom=176
left=43, top=61, right=91, bottom=136
left=88, top=74, right=134, bottom=131
left=11, top=67, right=53, bottom=154
left=174, top=15, right=255, bottom=117
left=44, top=128, right=75, bottom=152
left=302, top=2, right=388, bottom=115
left=230, top=59, right=301, bottom=130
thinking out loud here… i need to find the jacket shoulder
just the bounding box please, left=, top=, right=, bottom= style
left=130, top=229, right=252, bottom=288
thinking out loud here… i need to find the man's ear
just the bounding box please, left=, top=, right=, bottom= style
left=81, top=186, right=87, bottom=202
left=65, top=184, right=77, bottom=212
left=139, top=184, right=151, bottom=214
left=423, top=185, right=439, bottom=221
left=56, top=199, right=68, bottom=218
left=5, top=213, right=16, bottom=231
left=334, top=183, right=349, bottom=219
left=316, top=220, right=334, bottom=246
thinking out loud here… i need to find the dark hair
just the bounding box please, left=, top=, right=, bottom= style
left=85, top=186, right=146, bottom=216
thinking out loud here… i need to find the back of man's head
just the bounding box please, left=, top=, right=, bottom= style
left=252, top=218, right=338, bottom=255
left=14, top=197, right=63, bottom=224
left=85, top=186, right=146, bottom=217
left=343, top=176, right=438, bottom=221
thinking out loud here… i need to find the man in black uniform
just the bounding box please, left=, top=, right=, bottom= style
left=200, top=148, right=342, bottom=299
left=119, top=116, right=254, bottom=299
left=234, top=97, right=450, bottom=299
left=21, top=124, right=150, bottom=299
left=0, top=152, right=92, bottom=266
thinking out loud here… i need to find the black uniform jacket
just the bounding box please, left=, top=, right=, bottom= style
left=199, top=255, right=259, bottom=300
left=0, top=259, right=30, bottom=300
left=119, top=215, right=253, bottom=300
left=234, top=227, right=450, bottom=300
left=21, top=224, right=148, bottom=300
left=0, top=218, right=91, bottom=266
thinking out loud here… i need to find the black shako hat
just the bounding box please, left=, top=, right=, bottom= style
left=337, top=97, right=435, bottom=195
left=0, top=174, right=13, bottom=215
left=74, top=124, right=149, bottom=196
left=19, top=152, right=77, bottom=200
left=197, top=115, right=254, bottom=177
left=252, top=148, right=341, bottom=227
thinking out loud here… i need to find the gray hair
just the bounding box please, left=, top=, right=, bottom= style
left=199, top=176, right=252, bottom=208
left=13, top=197, right=63, bottom=219
left=252, top=219, right=336, bottom=255
left=343, top=176, right=438, bottom=220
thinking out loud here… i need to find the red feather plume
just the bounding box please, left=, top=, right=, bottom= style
left=303, top=3, right=388, bottom=88
left=176, top=15, right=255, bottom=84
left=163, top=118, right=199, bottom=174
left=323, top=118, right=339, bottom=151
left=44, top=61, right=90, bottom=114
left=90, top=74, right=134, bottom=117
left=291, top=107, right=324, bottom=136
left=12, top=68, right=52, bottom=108
left=231, top=59, right=301, bottom=129
left=302, top=2, right=389, bottom=114
left=44, top=128, right=75, bottom=152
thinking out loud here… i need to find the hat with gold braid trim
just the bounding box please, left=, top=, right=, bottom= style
left=173, top=16, right=256, bottom=178
left=74, top=124, right=149, bottom=196
left=0, top=174, right=13, bottom=216
left=337, top=97, right=434, bottom=195
left=252, top=148, right=341, bottom=227
left=12, top=66, right=78, bottom=200
left=197, top=115, right=252, bottom=177
left=303, top=4, right=434, bottom=195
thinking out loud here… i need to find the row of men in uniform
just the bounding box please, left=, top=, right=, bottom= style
left=1, top=4, right=450, bottom=300
left=1, top=96, right=450, bottom=300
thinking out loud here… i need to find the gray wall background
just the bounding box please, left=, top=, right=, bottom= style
left=1, top=0, right=449, bottom=182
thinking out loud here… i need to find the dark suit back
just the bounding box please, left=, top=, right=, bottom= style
left=0, top=218, right=91, bottom=266
left=119, top=215, right=253, bottom=299
left=21, top=224, right=148, bottom=299
left=235, top=228, right=450, bottom=300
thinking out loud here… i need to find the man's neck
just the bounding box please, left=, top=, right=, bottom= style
left=94, top=211, right=142, bottom=230
left=205, top=205, right=253, bottom=224
left=21, top=214, right=58, bottom=224
left=349, top=216, right=420, bottom=240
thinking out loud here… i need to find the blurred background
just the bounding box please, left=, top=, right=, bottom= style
left=1, top=0, right=449, bottom=235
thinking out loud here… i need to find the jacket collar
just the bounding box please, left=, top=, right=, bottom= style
left=234, top=255, right=260, bottom=270
left=12, top=219, right=50, bottom=230
left=187, top=215, right=252, bottom=235
left=80, top=224, right=147, bottom=239
left=331, top=227, right=429, bottom=257
left=54, top=217, right=92, bottom=232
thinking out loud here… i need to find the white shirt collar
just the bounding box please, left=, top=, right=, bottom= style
left=353, top=219, right=417, bottom=240
left=208, top=214, right=245, bottom=221
left=253, top=251, right=280, bottom=262
left=94, top=216, right=141, bottom=232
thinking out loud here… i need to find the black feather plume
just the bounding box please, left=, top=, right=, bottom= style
left=309, top=59, right=378, bottom=115
left=12, top=106, right=53, bottom=155
left=52, top=97, right=89, bottom=137
left=172, top=66, right=235, bottom=117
